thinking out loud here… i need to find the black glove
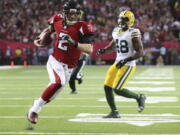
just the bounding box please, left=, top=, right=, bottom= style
left=62, top=35, right=78, bottom=48
left=116, top=57, right=133, bottom=69
left=116, top=59, right=128, bottom=69
left=96, top=48, right=105, bottom=56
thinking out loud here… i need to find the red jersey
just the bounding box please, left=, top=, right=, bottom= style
left=48, top=14, right=94, bottom=68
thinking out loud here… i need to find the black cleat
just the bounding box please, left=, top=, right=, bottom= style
left=70, top=91, right=78, bottom=94
left=137, top=94, right=146, bottom=112
left=27, top=112, right=38, bottom=124
left=77, top=78, right=83, bottom=84
left=25, top=123, right=34, bottom=130
left=103, top=110, right=120, bottom=118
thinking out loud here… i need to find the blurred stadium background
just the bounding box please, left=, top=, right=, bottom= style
left=0, top=0, right=180, bottom=135
left=0, top=0, right=179, bottom=66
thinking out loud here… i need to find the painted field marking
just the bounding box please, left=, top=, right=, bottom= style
left=0, top=97, right=97, bottom=100
left=0, top=132, right=179, bottom=135
left=0, top=116, right=70, bottom=119
left=69, top=113, right=180, bottom=126
left=139, top=67, right=173, bottom=74
left=0, top=66, right=22, bottom=69
left=1, top=114, right=180, bottom=119
left=0, top=87, right=176, bottom=92
left=126, top=87, right=176, bottom=92
left=2, top=92, right=180, bottom=95
left=128, top=81, right=175, bottom=85
left=0, top=76, right=175, bottom=80
left=0, top=76, right=47, bottom=79
left=99, top=96, right=178, bottom=104
left=0, top=105, right=180, bottom=108
left=0, top=81, right=175, bottom=86
left=133, top=77, right=174, bottom=80
left=0, top=96, right=179, bottom=103
left=23, top=70, right=46, bottom=73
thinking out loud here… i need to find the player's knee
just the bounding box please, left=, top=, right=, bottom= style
left=53, top=83, right=62, bottom=89
left=113, top=88, right=123, bottom=95
left=104, top=85, right=112, bottom=91
left=58, top=78, right=66, bottom=87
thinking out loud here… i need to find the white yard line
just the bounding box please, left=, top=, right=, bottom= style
left=126, top=87, right=176, bottom=91
left=0, top=76, right=175, bottom=80
left=2, top=92, right=180, bottom=95
left=0, top=116, right=70, bottom=118
left=0, top=87, right=176, bottom=92
left=0, top=81, right=175, bottom=85
left=128, top=81, right=175, bottom=85
left=133, top=77, right=174, bottom=80
left=0, top=132, right=179, bottom=135
left=0, top=66, right=22, bottom=69
left=1, top=114, right=180, bottom=119
left=0, top=105, right=180, bottom=108
left=0, top=97, right=97, bottom=100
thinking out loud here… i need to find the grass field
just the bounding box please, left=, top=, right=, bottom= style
left=0, top=65, right=180, bottom=135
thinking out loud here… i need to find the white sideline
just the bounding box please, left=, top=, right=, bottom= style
left=0, top=66, right=22, bottom=69
left=0, top=132, right=179, bottom=135
left=0, top=105, right=180, bottom=108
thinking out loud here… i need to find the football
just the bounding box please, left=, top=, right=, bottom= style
left=39, top=31, right=52, bottom=47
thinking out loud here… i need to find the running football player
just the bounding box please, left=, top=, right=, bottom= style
left=97, top=10, right=146, bottom=118
left=27, top=0, right=94, bottom=124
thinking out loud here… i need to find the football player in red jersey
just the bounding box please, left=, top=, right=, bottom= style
left=27, top=0, right=95, bottom=124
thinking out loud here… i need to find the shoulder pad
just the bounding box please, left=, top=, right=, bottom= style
left=48, top=14, right=64, bottom=25
left=79, top=21, right=95, bottom=35
left=112, top=27, right=119, bottom=33
left=130, top=28, right=141, bottom=38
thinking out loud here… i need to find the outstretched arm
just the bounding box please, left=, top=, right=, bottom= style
left=96, top=40, right=116, bottom=56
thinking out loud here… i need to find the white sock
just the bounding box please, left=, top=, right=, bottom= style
left=29, top=98, right=46, bottom=113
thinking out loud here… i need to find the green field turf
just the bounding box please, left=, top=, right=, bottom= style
left=0, top=65, right=180, bottom=135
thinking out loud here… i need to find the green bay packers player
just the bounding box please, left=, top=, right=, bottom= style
left=97, top=10, right=146, bottom=118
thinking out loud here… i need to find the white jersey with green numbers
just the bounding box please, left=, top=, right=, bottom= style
left=112, top=27, right=141, bottom=66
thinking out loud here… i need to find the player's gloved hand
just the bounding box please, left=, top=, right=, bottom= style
left=62, top=35, right=78, bottom=48
left=96, top=48, right=105, bottom=56
left=116, top=59, right=128, bottom=69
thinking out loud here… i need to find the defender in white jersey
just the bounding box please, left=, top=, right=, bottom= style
left=97, top=10, right=146, bottom=118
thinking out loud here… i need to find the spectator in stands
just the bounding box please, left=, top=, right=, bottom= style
left=14, top=47, right=23, bottom=65
left=25, top=47, right=32, bottom=65
left=0, top=48, right=3, bottom=65
left=37, top=48, right=48, bottom=65
left=5, top=46, right=12, bottom=65
left=0, top=0, right=179, bottom=43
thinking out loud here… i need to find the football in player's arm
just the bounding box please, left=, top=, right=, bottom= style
left=34, top=23, right=93, bottom=55
left=97, top=10, right=146, bottom=118
left=28, top=0, right=95, bottom=124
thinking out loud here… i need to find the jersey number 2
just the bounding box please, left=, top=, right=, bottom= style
left=116, top=39, right=129, bottom=53
left=58, top=33, right=68, bottom=51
